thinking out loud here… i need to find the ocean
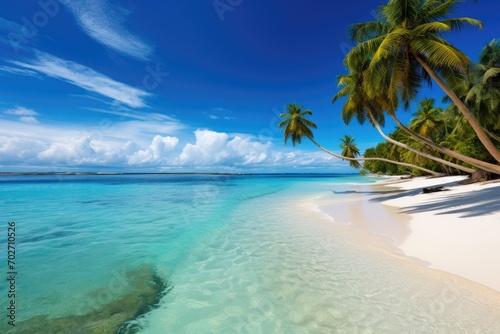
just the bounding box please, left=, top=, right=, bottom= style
left=1, top=174, right=499, bottom=333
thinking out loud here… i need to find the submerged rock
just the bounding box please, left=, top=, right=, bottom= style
left=8, top=265, right=172, bottom=334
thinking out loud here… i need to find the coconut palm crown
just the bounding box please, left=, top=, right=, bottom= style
left=340, top=135, right=362, bottom=168
left=278, top=103, right=317, bottom=147
left=346, top=0, right=483, bottom=106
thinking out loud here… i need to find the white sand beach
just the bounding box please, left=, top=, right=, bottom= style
left=381, top=176, right=500, bottom=293
left=317, top=175, right=500, bottom=293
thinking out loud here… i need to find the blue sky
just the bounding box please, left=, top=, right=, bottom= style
left=1, top=0, right=499, bottom=173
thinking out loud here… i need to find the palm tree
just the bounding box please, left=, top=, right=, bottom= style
left=346, top=0, right=500, bottom=163
left=389, top=110, right=500, bottom=173
left=278, top=102, right=318, bottom=147
left=410, top=98, right=445, bottom=139
left=278, top=103, right=440, bottom=175
left=465, top=39, right=500, bottom=130
left=332, top=57, right=475, bottom=174
left=340, top=135, right=361, bottom=168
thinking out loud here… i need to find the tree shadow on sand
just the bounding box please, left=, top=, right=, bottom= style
left=397, top=186, right=500, bottom=218
left=332, top=189, right=406, bottom=195
left=367, top=180, right=500, bottom=218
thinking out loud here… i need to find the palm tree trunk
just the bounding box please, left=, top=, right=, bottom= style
left=307, top=138, right=442, bottom=176
left=390, top=113, right=500, bottom=174
left=413, top=53, right=500, bottom=163
left=484, top=128, right=500, bottom=144
left=367, top=111, right=476, bottom=174
left=440, top=162, right=452, bottom=175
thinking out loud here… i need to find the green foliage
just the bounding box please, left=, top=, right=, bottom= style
left=278, top=103, right=317, bottom=147
left=363, top=143, right=412, bottom=175
left=346, top=0, right=482, bottom=109
left=339, top=135, right=361, bottom=168
left=337, top=0, right=500, bottom=175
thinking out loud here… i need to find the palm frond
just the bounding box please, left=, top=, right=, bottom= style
left=423, top=0, right=459, bottom=22
left=412, top=21, right=450, bottom=35
left=372, top=29, right=408, bottom=64
left=439, top=18, right=483, bottom=31
left=412, top=37, right=470, bottom=71
left=483, top=68, right=500, bottom=83
left=349, top=21, right=391, bottom=42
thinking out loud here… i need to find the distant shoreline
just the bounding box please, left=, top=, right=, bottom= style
left=0, top=172, right=360, bottom=176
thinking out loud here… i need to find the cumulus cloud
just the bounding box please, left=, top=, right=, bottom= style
left=60, top=0, right=152, bottom=60
left=128, top=135, right=179, bottom=165
left=4, top=106, right=40, bottom=123
left=0, top=120, right=346, bottom=171
left=179, top=130, right=272, bottom=166
left=38, top=136, right=97, bottom=164
left=0, top=117, right=181, bottom=168
left=0, top=137, right=47, bottom=164
left=10, top=51, right=150, bottom=108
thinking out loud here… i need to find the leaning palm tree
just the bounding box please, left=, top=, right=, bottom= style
left=278, top=103, right=440, bottom=175
left=333, top=57, right=475, bottom=174
left=340, top=135, right=361, bottom=168
left=346, top=0, right=500, bottom=163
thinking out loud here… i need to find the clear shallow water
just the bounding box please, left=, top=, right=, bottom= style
left=1, top=174, right=499, bottom=333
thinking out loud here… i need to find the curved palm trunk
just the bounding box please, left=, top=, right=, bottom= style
left=308, top=138, right=441, bottom=176
left=367, top=112, right=476, bottom=174
left=390, top=113, right=500, bottom=175
left=413, top=53, right=500, bottom=164
left=484, top=128, right=500, bottom=144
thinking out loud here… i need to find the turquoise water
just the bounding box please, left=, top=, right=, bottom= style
left=1, top=174, right=499, bottom=333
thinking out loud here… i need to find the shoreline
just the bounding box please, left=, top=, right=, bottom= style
left=317, top=175, right=500, bottom=293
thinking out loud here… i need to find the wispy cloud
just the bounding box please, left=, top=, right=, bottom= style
left=87, top=108, right=178, bottom=123
left=60, top=0, right=152, bottom=61
left=205, top=107, right=237, bottom=120
left=10, top=51, right=150, bottom=108
left=4, top=106, right=40, bottom=123
left=0, top=17, right=30, bottom=51
left=0, top=65, right=39, bottom=77
left=0, top=17, right=22, bottom=32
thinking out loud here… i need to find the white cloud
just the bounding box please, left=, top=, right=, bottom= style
left=0, top=65, right=39, bottom=77
left=10, top=51, right=150, bottom=108
left=60, top=0, right=152, bottom=60
left=87, top=108, right=178, bottom=123
left=0, top=17, right=29, bottom=52
left=38, top=136, right=97, bottom=164
left=19, top=116, right=39, bottom=124
left=179, top=130, right=232, bottom=165
left=0, top=137, right=47, bottom=163
left=177, top=129, right=338, bottom=169
left=205, top=107, right=237, bottom=121
left=4, top=106, right=40, bottom=123
left=0, top=117, right=183, bottom=168
left=0, top=120, right=347, bottom=171
left=128, top=135, right=179, bottom=165
left=0, top=17, right=23, bottom=33
left=5, top=106, right=38, bottom=116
